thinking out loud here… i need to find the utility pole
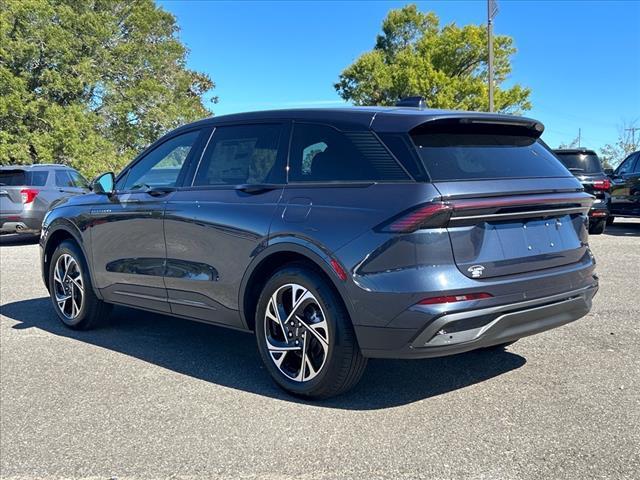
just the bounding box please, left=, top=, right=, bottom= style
left=487, top=0, right=498, bottom=112
left=625, top=127, right=640, bottom=150
left=578, top=128, right=581, bottom=148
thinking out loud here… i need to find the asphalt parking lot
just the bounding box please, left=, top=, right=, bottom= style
left=1, top=220, right=639, bottom=480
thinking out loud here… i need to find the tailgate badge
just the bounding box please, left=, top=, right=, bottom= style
left=468, top=265, right=485, bottom=278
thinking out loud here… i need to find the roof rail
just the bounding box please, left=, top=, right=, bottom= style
left=396, top=96, right=426, bottom=109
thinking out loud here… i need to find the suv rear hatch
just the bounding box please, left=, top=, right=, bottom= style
left=553, top=150, right=610, bottom=201
left=0, top=169, right=48, bottom=215
left=408, top=118, right=593, bottom=279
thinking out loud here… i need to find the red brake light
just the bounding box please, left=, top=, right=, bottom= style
left=20, top=188, right=39, bottom=204
left=417, top=293, right=493, bottom=305
left=379, top=202, right=452, bottom=233
left=592, top=179, right=611, bottom=191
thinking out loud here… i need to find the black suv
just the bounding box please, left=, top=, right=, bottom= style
left=553, top=149, right=611, bottom=234
left=40, top=107, right=598, bottom=398
left=606, top=150, right=640, bottom=223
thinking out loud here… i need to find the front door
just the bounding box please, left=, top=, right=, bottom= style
left=610, top=153, right=640, bottom=216
left=89, top=129, right=203, bottom=313
left=163, top=122, right=288, bottom=328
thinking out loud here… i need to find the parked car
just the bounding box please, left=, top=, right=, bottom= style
left=40, top=106, right=599, bottom=398
left=0, top=165, right=89, bottom=235
left=605, top=150, right=640, bottom=224
left=553, top=148, right=611, bottom=234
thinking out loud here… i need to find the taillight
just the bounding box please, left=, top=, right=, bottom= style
left=593, top=179, right=611, bottom=191
left=377, top=202, right=452, bottom=233
left=20, top=188, right=39, bottom=204
left=417, top=293, right=493, bottom=305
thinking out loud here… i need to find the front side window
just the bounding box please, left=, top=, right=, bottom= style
left=193, top=124, right=284, bottom=186
left=68, top=171, right=89, bottom=188
left=289, top=124, right=409, bottom=182
left=55, top=170, right=74, bottom=187
left=123, top=130, right=200, bottom=191
left=616, top=154, right=638, bottom=175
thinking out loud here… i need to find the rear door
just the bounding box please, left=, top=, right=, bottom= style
left=408, top=120, right=591, bottom=279
left=610, top=153, right=639, bottom=216
left=163, top=123, right=289, bottom=328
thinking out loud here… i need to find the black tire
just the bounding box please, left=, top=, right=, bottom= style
left=48, top=240, right=111, bottom=330
left=255, top=264, right=367, bottom=399
left=588, top=219, right=606, bottom=235
left=606, top=216, right=615, bottom=226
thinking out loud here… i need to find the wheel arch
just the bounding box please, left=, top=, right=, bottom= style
left=239, top=241, right=355, bottom=331
left=42, top=221, right=93, bottom=294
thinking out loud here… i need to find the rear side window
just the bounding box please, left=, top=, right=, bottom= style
left=194, top=124, right=284, bottom=186
left=554, top=152, right=603, bottom=174
left=0, top=170, right=48, bottom=186
left=288, top=123, right=409, bottom=182
left=410, top=122, right=570, bottom=181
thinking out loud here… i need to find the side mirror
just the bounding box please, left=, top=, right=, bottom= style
left=91, top=172, right=115, bottom=195
left=604, top=168, right=614, bottom=177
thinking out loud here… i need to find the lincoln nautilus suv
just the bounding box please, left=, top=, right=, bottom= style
left=40, top=105, right=599, bottom=398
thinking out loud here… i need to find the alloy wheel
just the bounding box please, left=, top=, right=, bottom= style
left=53, top=253, right=84, bottom=320
left=264, top=283, right=329, bottom=382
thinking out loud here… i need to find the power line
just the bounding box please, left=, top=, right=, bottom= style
left=625, top=127, right=640, bottom=149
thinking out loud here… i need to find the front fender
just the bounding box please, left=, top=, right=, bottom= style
left=40, top=214, right=98, bottom=298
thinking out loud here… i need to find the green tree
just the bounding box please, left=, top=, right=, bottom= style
left=335, top=4, right=531, bottom=114
left=599, top=120, right=639, bottom=168
left=0, top=0, right=215, bottom=178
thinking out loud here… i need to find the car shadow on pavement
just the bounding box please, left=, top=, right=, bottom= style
left=0, top=233, right=40, bottom=246
left=3, top=297, right=526, bottom=410
left=605, top=220, right=640, bottom=237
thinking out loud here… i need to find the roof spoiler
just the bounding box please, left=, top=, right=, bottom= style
left=411, top=115, right=545, bottom=138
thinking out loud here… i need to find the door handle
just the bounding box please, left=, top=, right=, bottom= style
left=146, top=187, right=176, bottom=197
left=236, top=184, right=280, bottom=194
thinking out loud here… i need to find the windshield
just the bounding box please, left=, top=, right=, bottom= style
left=554, top=152, right=603, bottom=174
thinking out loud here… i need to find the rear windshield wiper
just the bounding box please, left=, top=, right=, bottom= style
left=567, top=167, right=585, bottom=173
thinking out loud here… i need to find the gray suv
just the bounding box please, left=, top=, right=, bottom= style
left=39, top=107, right=599, bottom=398
left=1, top=165, right=89, bottom=235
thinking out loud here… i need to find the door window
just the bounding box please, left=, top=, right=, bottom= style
left=68, top=171, right=89, bottom=188
left=616, top=154, right=637, bottom=176
left=288, top=123, right=408, bottom=182
left=193, top=124, right=284, bottom=186
left=55, top=171, right=74, bottom=187
left=122, top=130, right=200, bottom=191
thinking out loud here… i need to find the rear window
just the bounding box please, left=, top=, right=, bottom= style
left=289, top=124, right=409, bottom=182
left=0, top=169, right=48, bottom=186
left=554, top=152, right=603, bottom=174
left=410, top=123, right=570, bottom=181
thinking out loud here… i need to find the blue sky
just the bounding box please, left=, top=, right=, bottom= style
left=160, top=0, right=640, bottom=150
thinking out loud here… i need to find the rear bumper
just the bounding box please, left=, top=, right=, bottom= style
left=357, top=284, right=598, bottom=359
left=0, top=213, right=42, bottom=233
